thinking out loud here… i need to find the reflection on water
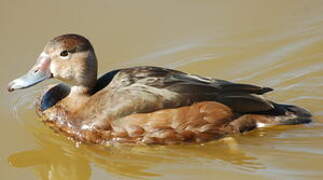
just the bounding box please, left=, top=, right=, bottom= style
left=2, top=0, right=323, bottom=179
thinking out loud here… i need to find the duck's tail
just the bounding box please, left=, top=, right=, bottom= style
left=227, top=103, right=312, bottom=134
left=268, top=103, right=312, bottom=125
left=251, top=102, right=312, bottom=127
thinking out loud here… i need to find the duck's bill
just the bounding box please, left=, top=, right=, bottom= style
left=8, top=53, right=52, bottom=92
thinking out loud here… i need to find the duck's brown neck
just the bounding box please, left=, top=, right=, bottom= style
left=70, top=50, right=98, bottom=95
left=70, top=85, right=93, bottom=96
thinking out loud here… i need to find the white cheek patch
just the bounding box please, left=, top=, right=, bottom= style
left=50, top=63, right=59, bottom=76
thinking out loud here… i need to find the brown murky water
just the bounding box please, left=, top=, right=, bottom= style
left=1, top=0, right=323, bottom=179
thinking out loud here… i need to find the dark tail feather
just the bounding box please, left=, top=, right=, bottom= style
left=271, top=103, right=312, bottom=125
left=226, top=103, right=312, bottom=134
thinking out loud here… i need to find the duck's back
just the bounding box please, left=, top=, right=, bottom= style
left=85, top=66, right=276, bottom=117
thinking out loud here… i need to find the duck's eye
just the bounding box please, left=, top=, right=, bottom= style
left=60, top=50, right=69, bottom=57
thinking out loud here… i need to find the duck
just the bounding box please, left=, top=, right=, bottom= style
left=8, top=34, right=312, bottom=145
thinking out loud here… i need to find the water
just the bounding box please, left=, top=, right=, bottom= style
left=1, top=0, right=323, bottom=179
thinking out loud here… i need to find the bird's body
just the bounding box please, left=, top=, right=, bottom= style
left=8, top=34, right=312, bottom=145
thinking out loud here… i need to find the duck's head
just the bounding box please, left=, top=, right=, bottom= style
left=8, top=34, right=98, bottom=93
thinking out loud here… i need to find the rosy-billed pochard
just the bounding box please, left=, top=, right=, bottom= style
left=8, top=34, right=312, bottom=144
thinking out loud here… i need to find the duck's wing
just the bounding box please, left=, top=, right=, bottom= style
left=169, top=72, right=274, bottom=113
left=154, top=67, right=274, bottom=113
left=92, top=66, right=275, bottom=119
